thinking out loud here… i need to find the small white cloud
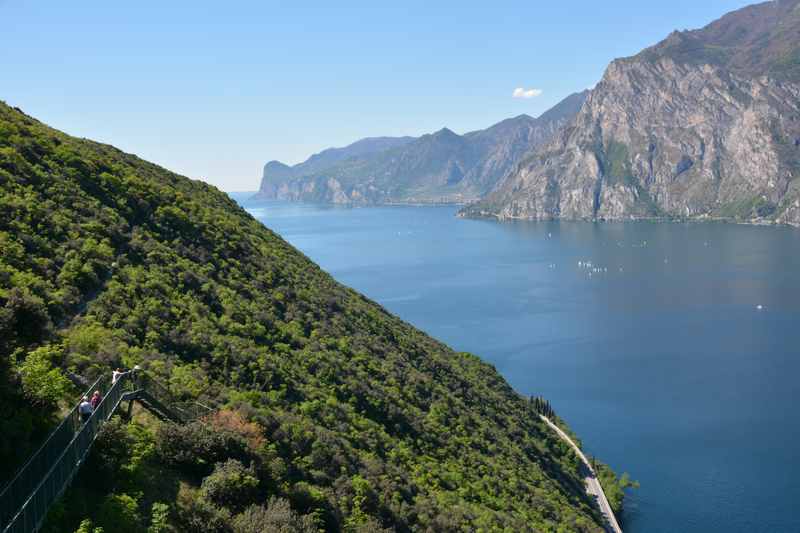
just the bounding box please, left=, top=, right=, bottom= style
left=512, top=87, right=543, bottom=99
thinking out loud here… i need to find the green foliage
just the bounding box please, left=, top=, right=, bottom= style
left=530, top=396, right=555, bottom=418
left=595, top=462, right=639, bottom=516
left=95, top=493, right=142, bottom=533
left=343, top=475, right=373, bottom=531
left=717, top=195, right=777, bottom=220
left=201, top=460, right=260, bottom=512
left=1, top=287, right=51, bottom=356
left=0, top=101, right=608, bottom=532
left=146, top=502, right=170, bottom=533
left=594, top=139, right=662, bottom=217
left=232, top=499, right=318, bottom=533
left=17, top=344, right=74, bottom=407
left=73, top=519, right=104, bottom=533
left=603, top=140, right=634, bottom=186
left=176, top=494, right=232, bottom=533
left=85, top=418, right=135, bottom=491
left=154, top=422, right=250, bottom=476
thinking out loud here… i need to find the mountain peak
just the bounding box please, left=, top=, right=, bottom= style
left=262, top=160, right=294, bottom=180
left=433, top=127, right=458, bottom=137
left=461, top=0, right=800, bottom=226
left=264, top=160, right=290, bottom=170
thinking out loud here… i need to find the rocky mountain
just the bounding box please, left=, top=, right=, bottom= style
left=461, top=0, right=800, bottom=225
left=263, top=136, right=416, bottom=183
left=256, top=91, right=588, bottom=205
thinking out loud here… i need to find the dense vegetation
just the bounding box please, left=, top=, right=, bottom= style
left=0, top=101, right=611, bottom=531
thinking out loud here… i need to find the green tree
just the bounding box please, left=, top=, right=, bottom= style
left=17, top=344, right=73, bottom=407
left=147, top=502, right=170, bottom=533
left=201, top=460, right=260, bottom=513
left=95, top=493, right=142, bottom=533
left=74, top=519, right=104, bottom=533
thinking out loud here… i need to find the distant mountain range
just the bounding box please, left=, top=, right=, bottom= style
left=259, top=0, right=800, bottom=226
left=256, top=91, right=588, bottom=204
left=461, top=0, right=800, bottom=225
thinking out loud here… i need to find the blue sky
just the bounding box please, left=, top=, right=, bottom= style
left=1, top=0, right=754, bottom=191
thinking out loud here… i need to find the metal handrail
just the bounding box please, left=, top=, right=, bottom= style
left=2, top=373, right=130, bottom=533
left=0, top=370, right=210, bottom=533
left=0, top=375, right=105, bottom=527
left=135, top=373, right=213, bottom=423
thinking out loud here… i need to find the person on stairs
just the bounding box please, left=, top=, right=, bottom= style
left=79, top=396, right=93, bottom=424
left=91, top=390, right=102, bottom=410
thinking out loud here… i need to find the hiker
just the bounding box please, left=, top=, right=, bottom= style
left=91, top=390, right=102, bottom=410
left=78, top=396, right=93, bottom=423
left=112, top=368, right=124, bottom=385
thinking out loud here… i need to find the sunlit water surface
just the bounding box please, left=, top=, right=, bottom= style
left=233, top=194, right=800, bottom=533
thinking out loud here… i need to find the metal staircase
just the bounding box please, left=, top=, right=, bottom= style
left=0, top=370, right=210, bottom=533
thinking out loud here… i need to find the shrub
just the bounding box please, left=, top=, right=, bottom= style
left=95, top=493, right=142, bottom=533
left=201, top=460, right=259, bottom=512
left=1, top=287, right=50, bottom=352
left=177, top=493, right=232, bottom=533
left=207, top=410, right=266, bottom=451
left=232, top=499, right=318, bottom=533
left=155, top=422, right=250, bottom=476
left=17, top=344, right=73, bottom=408
left=74, top=519, right=104, bottom=533
left=85, top=418, right=134, bottom=490
left=147, top=502, right=170, bottom=533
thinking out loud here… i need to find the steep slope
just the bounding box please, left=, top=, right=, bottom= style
left=462, top=0, right=800, bottom=224
left=0, top=101, right=607, bottom=531
left=257, top=91, right=588, bottom=205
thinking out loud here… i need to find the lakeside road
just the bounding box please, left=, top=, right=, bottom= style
left=540, top=415, right=623, bottom=533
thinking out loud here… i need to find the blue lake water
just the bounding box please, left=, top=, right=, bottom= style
left=233, top=195, right=800, bottom=533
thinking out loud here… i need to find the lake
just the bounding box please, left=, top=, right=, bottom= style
left=233, top=194, right=800, bottom=533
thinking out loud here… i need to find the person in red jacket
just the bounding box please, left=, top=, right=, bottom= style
left=90, top=390, right=102, bottom=410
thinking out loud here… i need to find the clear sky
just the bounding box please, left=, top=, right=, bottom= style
left=1, top=0, right=754, bottom=191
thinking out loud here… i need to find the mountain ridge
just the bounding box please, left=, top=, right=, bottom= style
left=256, top=91, right=589, bottom=205
left=461, top=0, right=800, bottom=225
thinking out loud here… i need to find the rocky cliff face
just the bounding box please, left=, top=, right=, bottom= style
left=462, top=0, right=800, bottom=225
left=256, top=91, right=588, bottom=204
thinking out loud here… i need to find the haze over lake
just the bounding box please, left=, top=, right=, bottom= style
left=235, top=195, right=800, bottom=533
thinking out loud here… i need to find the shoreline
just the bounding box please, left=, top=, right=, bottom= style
left=456, top=208, right=800, bottom=229
left=246, top=195, right=800, bottom=228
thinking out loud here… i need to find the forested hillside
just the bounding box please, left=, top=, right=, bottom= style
left=0, top=101, right=608, bottom=532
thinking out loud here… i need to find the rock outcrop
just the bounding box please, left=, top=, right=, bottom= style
left=461, top=0, right=800, bottom=225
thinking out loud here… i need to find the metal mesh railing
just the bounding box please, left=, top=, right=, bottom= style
left=1, top=372, right=132, bottom=533
left=134, top=373, right=212, bottom=423
left=0, top=370, right=211, bottom=533
left=0, top=375, right=106, bottom=529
